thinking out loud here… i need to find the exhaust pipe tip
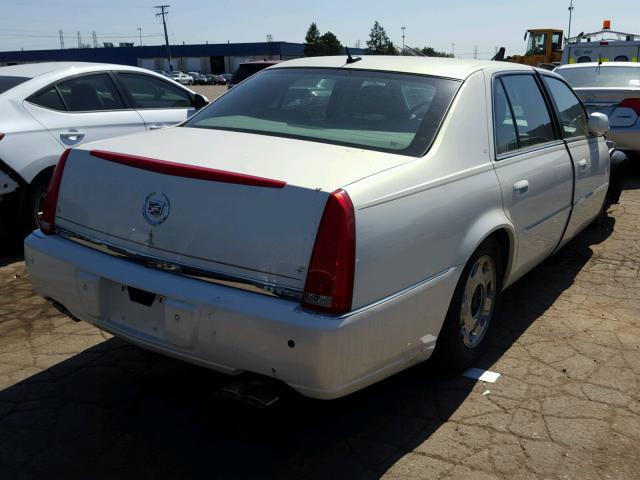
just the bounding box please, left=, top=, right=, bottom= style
left=47, top=298, right=82, bottom=322
left=220, top=377, right=281, bottom=408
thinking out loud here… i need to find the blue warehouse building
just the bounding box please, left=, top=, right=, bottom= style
left=0, top=41, right=321, bottom=74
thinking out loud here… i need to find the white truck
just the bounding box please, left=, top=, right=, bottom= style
left=561, top=21, right=640, bottom=65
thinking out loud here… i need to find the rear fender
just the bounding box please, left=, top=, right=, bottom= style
left=457, top=208, right=517, bottom=289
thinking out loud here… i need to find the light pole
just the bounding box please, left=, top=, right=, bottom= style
left=137, top=27, right=142, bottom=47
left=401, top=26, right=405, bottom=55
left=451, top=43, right=455, bottom=57
left=567, top=0, right=575, bottom=43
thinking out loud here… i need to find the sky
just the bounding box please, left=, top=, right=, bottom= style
left=0, top=0, right=636, bottom=59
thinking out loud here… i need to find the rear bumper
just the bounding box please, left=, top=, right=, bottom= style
left=24, top=231, right=458, bottom=399
left=608, top=128, right=640, bottom=155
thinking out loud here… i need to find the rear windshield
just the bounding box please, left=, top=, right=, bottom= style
left=556, top=66, right=640, bottom=88
left=0, top=75, right=30, bottom=94
left=231, top=63, right=276, bottom=84
left=184, top=68, right=460, bottom=156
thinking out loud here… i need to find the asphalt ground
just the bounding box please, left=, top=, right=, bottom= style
left=0, top=163, right=639, bottom=478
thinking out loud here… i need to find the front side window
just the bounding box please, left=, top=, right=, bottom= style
left=184, top=68, right=460, bottom=156
left=500, top=75, right=556, bottom=150
left=542, top=76, right=589, bottom=139
left=57, top=74, right=125, bottom=112
left=117, top=73, right=193, bottom=109
left=552, top=33, right=563, bottom=51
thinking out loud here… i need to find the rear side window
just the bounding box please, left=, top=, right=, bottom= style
left=493, top=81, right=518, bottom=155
left=28, top=86, right=66, bottom=111
left=57, top=74, right=125, bottom=112
left=542, top=76, right=589, bottom=138
left=0, top=76, right=29, bottom=94
left=117, top=73, right=193, bottom=109
left=500, top=75, right=556, bottom=150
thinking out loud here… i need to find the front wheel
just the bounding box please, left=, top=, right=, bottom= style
left=433, top=238, right=503, bottom=371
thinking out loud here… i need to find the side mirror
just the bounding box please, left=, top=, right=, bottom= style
left=588, top=112, right=610, bottom=136
left=193, top=93, right=209, bottom=110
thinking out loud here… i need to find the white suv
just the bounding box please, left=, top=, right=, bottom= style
left=0, top=62, right=208, bottom=236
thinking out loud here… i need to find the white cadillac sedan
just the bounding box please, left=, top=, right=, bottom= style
left=25, top=56, right=611, bottom=399
left=0, top=62, right=208, bottom=235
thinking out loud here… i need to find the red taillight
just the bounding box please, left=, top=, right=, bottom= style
left=302, top=189, right=355, bottom=314
left=619, top=98, right=640, bottom=115
left=40, top=149, right=71, bottom=235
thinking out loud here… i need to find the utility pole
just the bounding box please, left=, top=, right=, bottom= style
left=155, top=5, right=173, bottom=70
left=59, top=29, right=65, bottom=49
left=401, top=26, right=406, bottom=55
left=92, top=31, right=98, bottom=48
left=355, top=39, right=361, bottom=49
left=138, top=27, right=143, bottom=46
left=567, top=0, right=575, bottom=44
left=451, top=43, right=455, bottom=57
left=473, top=45, right=478, bottom=59
left=77, top=31, right=82, bottom=49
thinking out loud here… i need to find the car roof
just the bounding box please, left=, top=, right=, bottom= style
left=0, top=61, right=152, bottom=79
left=0, top=61, right=194, bottom=99
left=272, top=56, right=534, bottom=80
left=556, top=62, right=640, bottom=69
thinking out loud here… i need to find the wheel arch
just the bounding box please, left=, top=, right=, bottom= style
left=458, top=209, right=517, bottom=289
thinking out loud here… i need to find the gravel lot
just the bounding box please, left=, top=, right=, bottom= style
left=0, top=166, right=639, bottom=479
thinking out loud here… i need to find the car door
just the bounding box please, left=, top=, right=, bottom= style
left=490, top=73, right=574, bottom=279
left=540, top=75, right=610, bottom=244
left=114, top=72, right=196, bottom=129
left=22, top=72, right=146, bottom=148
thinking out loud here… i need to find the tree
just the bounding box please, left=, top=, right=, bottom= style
left=304, top=22, right=321, bottom=56
left=318, top=31, right=343, bottom=55
left=367, top=21, right=397, bottom=55
left=419, top=46, right=453, bottom=58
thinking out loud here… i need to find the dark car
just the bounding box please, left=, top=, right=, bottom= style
left=228, top=60, right=283, bottom=89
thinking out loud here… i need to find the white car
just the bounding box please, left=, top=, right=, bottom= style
left=555, top=62, right=640, bottom=158
left=0, top=62, right=208, bottom=235
left=25, top=56, right=611, bottom=399
left=170, top=72, right=193, bottom=85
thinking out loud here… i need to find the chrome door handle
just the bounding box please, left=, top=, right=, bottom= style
left=60, top=130, right=85, bottom=142
left=513, top=180, right=529, bottom=193
left=577, top=158, right=588, bottom=169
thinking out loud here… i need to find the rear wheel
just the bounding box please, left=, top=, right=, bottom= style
left=19, top=172, right=51, bottom=237
left=433, top=238, right=503, bottom=371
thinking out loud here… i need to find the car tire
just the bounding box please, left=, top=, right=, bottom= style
left=432, top=238, right=503, bottom=371
left=19, top=171, right=51, bottom=237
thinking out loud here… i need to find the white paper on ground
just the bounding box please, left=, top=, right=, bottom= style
left=463, top=368, right=501, bottom=383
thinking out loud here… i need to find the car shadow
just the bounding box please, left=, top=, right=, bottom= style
left=0, top=209, right=617, bottom=480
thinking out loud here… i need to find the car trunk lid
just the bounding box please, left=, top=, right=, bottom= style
left=53, top=127, right=408, bottom=292
left=574, top=87, right=640, bottom=127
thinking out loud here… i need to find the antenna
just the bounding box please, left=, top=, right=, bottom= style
left=345, top=46, right=361, bottom=64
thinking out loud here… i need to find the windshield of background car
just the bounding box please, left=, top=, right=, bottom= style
left=184, top=68, right=461, bottom=156
left=0, top=76, right=30, bottom=94
left=557, top=66, right=640, bottom=88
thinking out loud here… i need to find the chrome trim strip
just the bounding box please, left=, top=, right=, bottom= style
left=55, top=227, right=303, bottom=301
left=56, top=216, right=299, bottom=280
